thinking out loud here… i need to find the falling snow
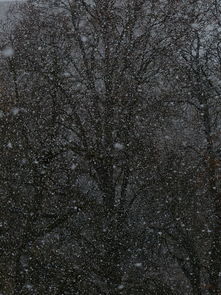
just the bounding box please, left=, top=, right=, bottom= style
left=0, top=1, right=220, bottom=295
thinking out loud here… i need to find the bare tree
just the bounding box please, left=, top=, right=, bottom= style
left=0, top=1, right=221, bottom=295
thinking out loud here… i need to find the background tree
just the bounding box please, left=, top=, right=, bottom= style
left=0, top=0, right=220, bottom=295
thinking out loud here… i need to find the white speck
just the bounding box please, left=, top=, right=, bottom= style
left=11, top=107, right=20, bottom=115
left=114, top=143, right=124, bottom=150
left=66, top=107, right=72, bottom=114
left=135, top=262, right=142, bottom=268
left=191, top=23, right=199, bottom=29
left=25, top=284, right=33, bottom=290
left=0, top=110, right=4, bottom=118
left=118, top=284, right=124, bottom=290
left=81, top=36, right=88, bottom=42
left=7, top=142, right=12, bottom=148
left=71, top=163, right=77, bottom=170
left=158, top=231, right=162, bottom=235
left=1, top=47, right=14, bottom=58
left=63, top=72, right=71, bottom=77
left=205, top=24, right=214, bottom=32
